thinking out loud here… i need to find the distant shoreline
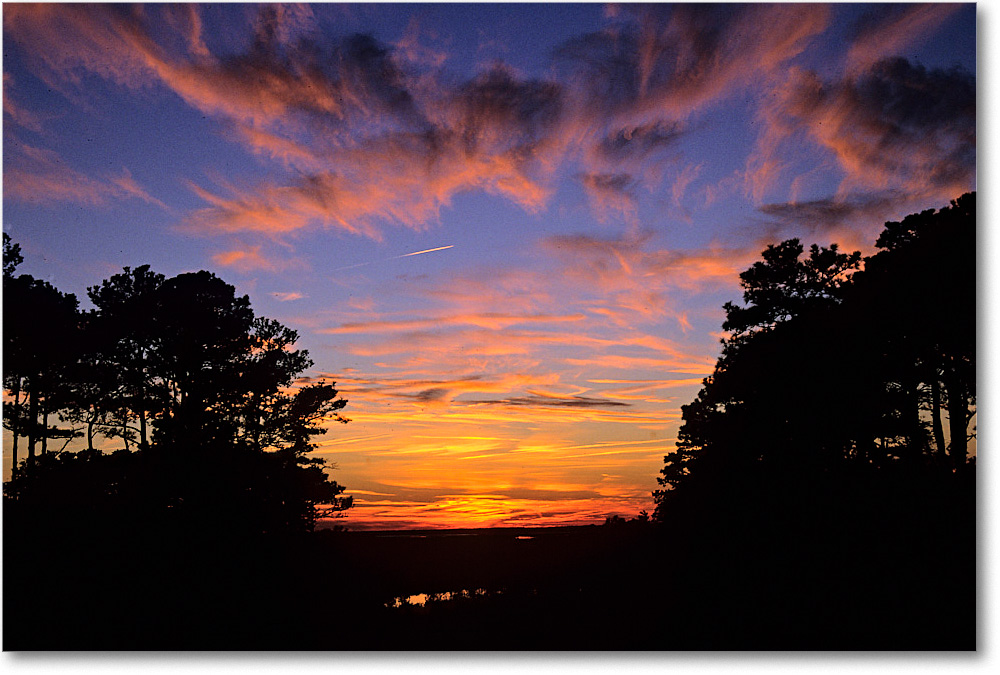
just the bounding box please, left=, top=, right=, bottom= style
left=317, top=522, right=610, bottom=536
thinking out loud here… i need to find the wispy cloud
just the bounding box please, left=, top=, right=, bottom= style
left=539, top=231, right=754, bottom=328
left=112, top=168, right=170, bottom=210
left=845, top=4, right=964, bottom=73
left=743, top=6, right=974, bottom=236
left=271, top=291, right=305, bottom=302
left=786, top=60, right=973, bottom=197
left=211, top=245, right=303, bottom=273
left=3, top=72, right=45, bottom=132
left=6, top=2, right=968, bottom=246
left=3, top=143, right=164, bottom=208
left=322, top=312, right=586, bottom=334
left=3, top=3, right=843, bottom=238
left=337, top=494, right=644, bottom=531
left=464, top=393, right=631, bottom=409
left=555, top=4, right=830, bottom=122
left=3, top=3, right=974, bottom=530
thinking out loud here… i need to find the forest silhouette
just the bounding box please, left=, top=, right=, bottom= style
left=2, top=194, right=975, bottom=649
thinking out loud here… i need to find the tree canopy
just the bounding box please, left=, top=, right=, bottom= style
left=3, top=255, right=351, bottom=534
left=654, top=193, right=976, bottom=520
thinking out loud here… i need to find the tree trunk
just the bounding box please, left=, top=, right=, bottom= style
left=27, top=380, right=37, bottom=475
left=251, top=393, right=261, bottom=452
left=41, top=404, right=49, bottom=456
left=945, top=374, right=969, bottom=471
left=138, top=351, right=148, bottom=451
left=138, top=381, right=148, bottom=451
left=86, top=408, right=95, bottom=453
left=903, top=377, right=926, bottom=461
left=930, top=376, right=947, bottom=460
left=11, top=376, right=22, bottom=478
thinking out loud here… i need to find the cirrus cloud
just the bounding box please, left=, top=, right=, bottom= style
left=3, top=3, right=848, bottom=239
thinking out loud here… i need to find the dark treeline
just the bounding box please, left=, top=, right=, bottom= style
left=656, top=192, right=975, bottom=510
left=2, top=194, right=975, bottom=650
left=638, top=192, right=976, bottom=649
left=2, top=243, right=357, bottom=648
left=2, top=238, right=351, bottom=532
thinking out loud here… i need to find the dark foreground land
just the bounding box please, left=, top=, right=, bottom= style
left=5, top=479, right=975, bottom=651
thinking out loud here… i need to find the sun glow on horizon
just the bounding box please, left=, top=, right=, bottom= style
left=1, top=3, right=975, bottom=530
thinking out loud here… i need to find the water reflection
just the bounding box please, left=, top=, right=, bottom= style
left=386, top=588, right=494, bottom=608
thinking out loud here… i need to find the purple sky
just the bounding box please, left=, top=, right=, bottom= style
left=2, top=3, right=977, bottom=529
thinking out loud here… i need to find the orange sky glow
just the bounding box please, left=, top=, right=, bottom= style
left=2, top=3, right=976, bottom=529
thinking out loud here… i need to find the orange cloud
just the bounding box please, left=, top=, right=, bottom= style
left=317, top=424, right=672, bottom=530
left=295, top=356, right=682, bottom=529
left=271, top=291, right=305, bottom=302
left=845, top=4, right=963, bottom=73
left=184, top=176, right=380, bottom=239
left=579, top=173, right=639, bottom=225
left=2, top=4, right=160, bottom=93
left=3, top=143, right=162, bottom=208
left=10, top=2, right=964, bottom=255
left=743, top=56, right=974, bottom=244
left=336, top=494, right=648, bottom=531
left=111, top=168, right=170, bottom=210
left=3, top=72, right=45, bottom=132
left=211, top=246, right=301, bottom=273
left=741, top=4, right=973, bottom=237
left=4, top=5, right=559, bottom=237
left=787, top=63, right=973, bottom=196
left=3, top=4, right=842, bottom=238
left=323, top=312, right=586, bottom=335
left=560, top=4, right=830, bottom=125
left=539, top=232, right=753, bottom=328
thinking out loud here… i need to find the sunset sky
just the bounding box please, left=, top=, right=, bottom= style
left=1, top=3, right=977, bottom=530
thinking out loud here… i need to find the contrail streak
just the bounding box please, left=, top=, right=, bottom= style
left=397, top=245, right=454, bottom=258
left=333, top=245, right=454, bottom=271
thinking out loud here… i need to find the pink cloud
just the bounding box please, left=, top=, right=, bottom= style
left=271, top=291, right=305, bottom=302
left=845, top=4, right=963, bottom=73
left=671, top=162, right=703, bottom=208
left=3, top=143, right=162, bottom=208
left=744, top=57, right=974, bottom=241
left=2, top=4, right=160, bottom=93
left=211, top=245, right=301, bottom=273
left=4, top=4, right=842, bottom=237
left=578, top=173, right=638, bottom=225
left=742, top=5, right=973, bottom=231
left=560, top=4, right=831, bottom=125
left=540, top=232, right=753, bottom=322
left=3, top=72, right=45, bottom=132
left=111, top=169, right=170, bottom=210
left=336, top=494, right=650, bottom=531
left=8, top=2, right=968, bottom=250
left=392, top=16, right=449, bottom=70
left=323, top=312, right=586, bottom=335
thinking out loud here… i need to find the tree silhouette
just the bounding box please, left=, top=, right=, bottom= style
left=3, top=258, right=351, bottom=533
left=83, top=265, right=166, bottom=451
left=654, top=240, right=863, bottom=512
left=861, top=192, right=976, bottom=469
left=721, top=239, right=861, bottom=343
left=2, top=272, right=81, bottom=477
left=3, top=233, right=23, bottom=278
left=643, top=196, right=976, bottom=651
left=145, top=270, right=256, bottom=449
left=654, top=193, right=976, bottom=519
